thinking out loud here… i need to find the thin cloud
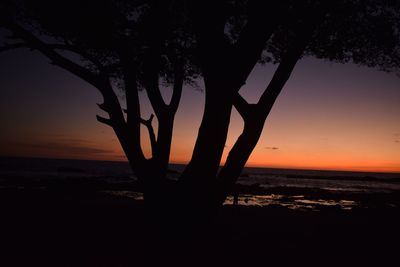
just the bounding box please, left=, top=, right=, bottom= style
left=14, top=139, right=114, bottom=156
left=394, top=133, right=400, bottom=143
left=265, top=146, right=279, bottom=150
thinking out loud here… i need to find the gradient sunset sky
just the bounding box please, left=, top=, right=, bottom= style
left=1, top=47, right=399, bottom=173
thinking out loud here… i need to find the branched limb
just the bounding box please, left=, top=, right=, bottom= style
left=169, top=60, right=184, bottom=113
left=96, top=115, right=113, bottom=127
left=230, top=2, right=288, bottom=86
left=118, top=51, right=144, bottom=158
left=233, top=93, right=250, bottom=119
left=47, top=44, right=107, bottom=72
left=140, top=114, right=157, bottom=158
left=5, top=22, right=138, bottom=163
left=142, top=54, right=167, bottom=116
left=217, top=17, right=319, bottom=203
left=5, top=22, right=127, bottom=129
left=98, top=103, right=111, bottom=113
left=2, top=19, right=146, bottom=174
left=4, top=21, right=105, bottom=89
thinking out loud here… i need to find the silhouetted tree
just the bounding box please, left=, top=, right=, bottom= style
left=1, top=0, right=399, bottom=213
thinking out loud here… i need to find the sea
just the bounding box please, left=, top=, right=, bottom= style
left=1, top=156, right=399, bottom=210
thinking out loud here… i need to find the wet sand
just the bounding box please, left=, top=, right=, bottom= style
left=1, top=176, right=399, bottom=266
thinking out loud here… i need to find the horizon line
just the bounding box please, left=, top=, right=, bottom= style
left=1, top=155, right=399, bottom=175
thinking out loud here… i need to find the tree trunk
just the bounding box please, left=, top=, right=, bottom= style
left=183, top=95, right=232, bottom=179
left=154, top=113, right=174, bottom=178
left=178, top=81, right=235, bottom=211
left=217, top=114, right=265, bottom=203
left=215, top=30, right=311, bottom=204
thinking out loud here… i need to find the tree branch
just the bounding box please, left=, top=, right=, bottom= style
left=256, top=49, right=303, bottom=114
left=5, top=21, right=104, bottom=89
left=230, top=1, right=288, bottom=86
left=117, top=50, right=144, bottom=159
left=96, top=115, right=113, bottom=127
left=95, top=79, right=127, bottom=130
left=144, top=76, right=167, bottom=115
left=142, top=52, right=168, bottom=116
left=169, top=60, right=184, bottom=113
left=97, top=102, right=110, bottom=113
left=188, top=1, right=232, bottom=80
left=47, top=44, right=106, bottom=72
left=6, top=22, right=129, bottom=141
left=99, top=74, right=146, bottom=167
left=3, top=20, right=146, bottom=174
left=233, top=93, right=250, bottom=119
left=257, top=15, right=323, bottom=113
left=217, top=10, right=325, bottom=203
left=140, top=114, right=157, bottom=157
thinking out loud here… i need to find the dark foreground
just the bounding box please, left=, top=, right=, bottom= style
left=1, top=183, right=399, bottom=267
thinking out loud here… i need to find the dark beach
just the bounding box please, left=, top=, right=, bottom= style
left=1, top=169, right=399, bottom=267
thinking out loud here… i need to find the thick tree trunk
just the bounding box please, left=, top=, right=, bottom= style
left=178, top=81, right=235, bottom=210
left=153, top=113, right=174, bottom=178
left=184, top=95, right=232, bottom=178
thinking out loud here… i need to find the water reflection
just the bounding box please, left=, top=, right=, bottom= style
left=224, top=194, right=358, bottom=211
left=104, top=190, right=359, bottom=211
left=104, top=190, right=144, bottom=201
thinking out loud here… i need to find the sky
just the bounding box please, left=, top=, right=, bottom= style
left=1, top=47, right=400, bottom=173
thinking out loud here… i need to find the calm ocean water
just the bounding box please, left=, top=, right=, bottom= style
left=1, top=156, right=399, bottom=193
left=1, top=157, right=400, bottom=210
